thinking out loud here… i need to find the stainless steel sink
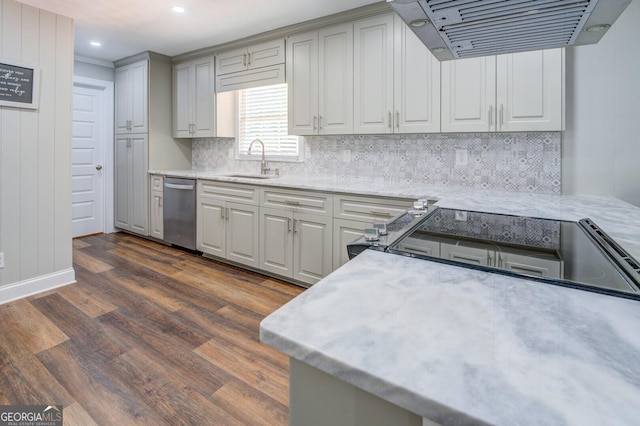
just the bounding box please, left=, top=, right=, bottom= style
left=222, top=173, right=278, bottom=179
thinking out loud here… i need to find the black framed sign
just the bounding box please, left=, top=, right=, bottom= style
left=0, top=59, right=39, bottom=109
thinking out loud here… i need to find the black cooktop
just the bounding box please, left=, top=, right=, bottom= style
left=388, top=208, right=640, bottom=299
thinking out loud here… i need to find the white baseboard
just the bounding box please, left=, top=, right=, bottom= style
left=0, top=268, right=76, bottom=305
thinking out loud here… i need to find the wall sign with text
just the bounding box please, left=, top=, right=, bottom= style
left=0, top=59, right=39, bottom=109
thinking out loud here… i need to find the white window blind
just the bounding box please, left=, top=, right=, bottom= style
left=237, top=83, right=299, bottom=159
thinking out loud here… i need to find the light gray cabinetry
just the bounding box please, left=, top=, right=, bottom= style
left=115, top=134, right=148, bottom=234
left=216, top=39, right=285, bottom=75
left=260, top=188, right=333, bottom=286
left=197, top=180, right=260, bottom=268
left=173, top=56, right=216, bottom=138
left=114, top=52, right=187, bottom=237
left=287, top=24, right=354, bottom=135
left=149, top=174, right=163, bottom=240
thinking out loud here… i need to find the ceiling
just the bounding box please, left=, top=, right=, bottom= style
left=16, top=0, right=383, bottom=64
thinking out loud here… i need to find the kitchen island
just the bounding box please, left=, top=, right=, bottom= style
left=258, top=190, right=640, bottom=426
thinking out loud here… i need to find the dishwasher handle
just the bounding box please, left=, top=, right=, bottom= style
left=165, top=182, right=194, bottom=190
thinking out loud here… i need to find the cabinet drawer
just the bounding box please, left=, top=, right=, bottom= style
left=334, top=195, right=413, bottom=223
left=261, top=188, right=332, bottom=215
left=150, top=174, right=164, bottom=192
left=198, top=180, right=259, bottom=204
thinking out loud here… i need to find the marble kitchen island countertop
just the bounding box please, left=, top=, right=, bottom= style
left=260, top=249, right=640, bottom=426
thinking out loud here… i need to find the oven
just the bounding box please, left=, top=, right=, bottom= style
left=348, top=207, right=640, bottom=299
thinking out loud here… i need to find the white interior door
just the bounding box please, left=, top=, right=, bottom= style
left=72, top=84, right=106, bottom=237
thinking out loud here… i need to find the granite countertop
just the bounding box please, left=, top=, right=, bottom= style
left=253, top=181, right=640, bottom=426
left=261, top=250, right=640, bottom=426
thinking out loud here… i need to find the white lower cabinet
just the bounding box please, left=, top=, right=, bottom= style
left=149, top=175, right=163, bottom=240
left=333, top=219, right=370, bottom=270
left=261, top=207, right=333, bottom=286
left=197, top=180, right=260, bottom=268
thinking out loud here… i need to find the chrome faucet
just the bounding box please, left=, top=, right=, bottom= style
left=248, top=138, right=270, bottom=175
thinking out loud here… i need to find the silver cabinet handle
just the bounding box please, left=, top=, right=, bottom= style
left=370, top=210, right=392, bottom=217
left=293, top=219, right=298, bottom=234
left=220, top=208, right=224, bottom=220
left=284, top=200, right=301, bottom=206
left=499, top=104, right=504, bottom=130
left=243, top=53, right=247, bottom=66
left=396, top=111, right=400, bottom=129
left=95, top=165, right=103, bottom=170
left=248, top=52, right=252, bottom=66
left=488, top=105, right=493, bottom=128
left=164, top=183, right=194, bottom=190
left=388, top=111, right=392, bottom=129
left=319, top=115, right=323, bottom=130
left=226, top=207, right=230, bottom=221
left=288, top=217, right=292, bottom=233
left=313, top=115, right=317, bottom=131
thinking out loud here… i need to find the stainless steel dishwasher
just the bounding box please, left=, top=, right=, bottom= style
left=163, top=177, right=196, bottom=250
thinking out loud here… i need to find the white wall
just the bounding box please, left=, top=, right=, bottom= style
left=74, top=58, right=115, bottom=82
left=0, top=0, right=75, bottom=302
left=563, top=0, right=640, bottom=206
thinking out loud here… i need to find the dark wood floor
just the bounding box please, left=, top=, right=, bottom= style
left=0, top=232, right=304, bottom=425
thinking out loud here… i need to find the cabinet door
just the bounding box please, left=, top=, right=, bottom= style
left=129, top=134, right=149, bottom=235
left=216, top=47, right=248, bottom=75
left=260, top=207, right=294, bottom=278
left=293, top=213, right=333, bottom=285
left=193, top=59, right=216, bottom=137
left=248, top=39, right=285, bottom=70
left=173, top=62, right=192, bottom=138
left=496, top=49, right=563, bottom=132
left=129, top=60, right=149, bottom=133
left=198, top=199, right=226, bottom=257
left=354, top=14, right=395, bottom=134
left=115, top=67, right=132, bottom=133
left=226, top=202, right=260, bottom=268
left=287, top=32, right=319, bottom=135
left=498, top=248, right=563, bottom=279
left=150, top=191, right=163, bottom=240
left=441, top=56, right=496, bottom=132
left=114, top=136, right=131, bottom=229
left=394, top=16, right=440, bottom=133
left=318, top=24, right=353, bottom=134
left=333, top=219, right=369, bottom=270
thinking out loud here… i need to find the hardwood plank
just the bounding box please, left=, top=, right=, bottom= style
left=55, top=282, right=117, bottom=319
left=108, top=245, right=184, bottom=276
left=97, top=309, right=231, bottom=397
left=30, top=294, right=129, bottom=362
left=37, top=343, right=165, bottom=425
left=73, top=249, right=114, bottom=274
left=108, top=349, right=245, bottom=426
left=72, top=238, right=91, bottom=249
left=0, top=299, right=68, bottom=353
left=62, top=402, right=98, bottom=426
left=211, top=379, right=289, bottom=426
left=0, top=329, right=74, bottom=406
left=259, top=277, right=305, bottom=298
left=194, top=337, right=290, bottom=407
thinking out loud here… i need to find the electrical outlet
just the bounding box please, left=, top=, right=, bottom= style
left=455, top=211, right=468, bottom=221
left=0, top=252, right=4, bottom=269
left=455, top=149, right=468, bottom=166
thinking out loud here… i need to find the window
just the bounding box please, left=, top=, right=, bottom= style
left=237, top=83, right=301, bottom=161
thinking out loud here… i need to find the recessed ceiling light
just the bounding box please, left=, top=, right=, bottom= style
left=432, top=47, right=446, bottom=53
left=172, top=6, right=185, bottom=13
left=410, top=19, right=428, bottom=28
left=90, top=41, right=101, bottom=47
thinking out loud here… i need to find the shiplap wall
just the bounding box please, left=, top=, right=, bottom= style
left=0, top=0, right=75, bottom=301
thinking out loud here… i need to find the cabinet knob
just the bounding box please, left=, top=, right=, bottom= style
left=96, top=165, right=103, bottom=170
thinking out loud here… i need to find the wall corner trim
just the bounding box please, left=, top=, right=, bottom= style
left=0, top=268, right=76, bottom=305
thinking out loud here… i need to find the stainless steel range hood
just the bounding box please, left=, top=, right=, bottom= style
left=388, top=0, right=632, bottom=61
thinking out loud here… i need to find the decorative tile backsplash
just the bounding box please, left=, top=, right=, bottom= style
left=193, top=132, right=561, bottom=194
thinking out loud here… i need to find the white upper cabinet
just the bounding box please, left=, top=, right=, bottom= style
left=353, top=14, right=440, bottom=134
left=393, top=15, right=440, bottom=133
left=353, top=14, right=394, bottom=134
left=496, top=49, right=563, bottom=132
left=173, top=56, right=216, bottom=138
left=442, top=48, right=563, bottom=132
left=216, top=39, right=285, bottom=75
left=287, top=24, right=353, bottom=135
left=115, top=60, right=148, bottom=134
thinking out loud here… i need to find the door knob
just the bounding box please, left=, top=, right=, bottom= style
left=96, top=165, right=103, bottom=170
